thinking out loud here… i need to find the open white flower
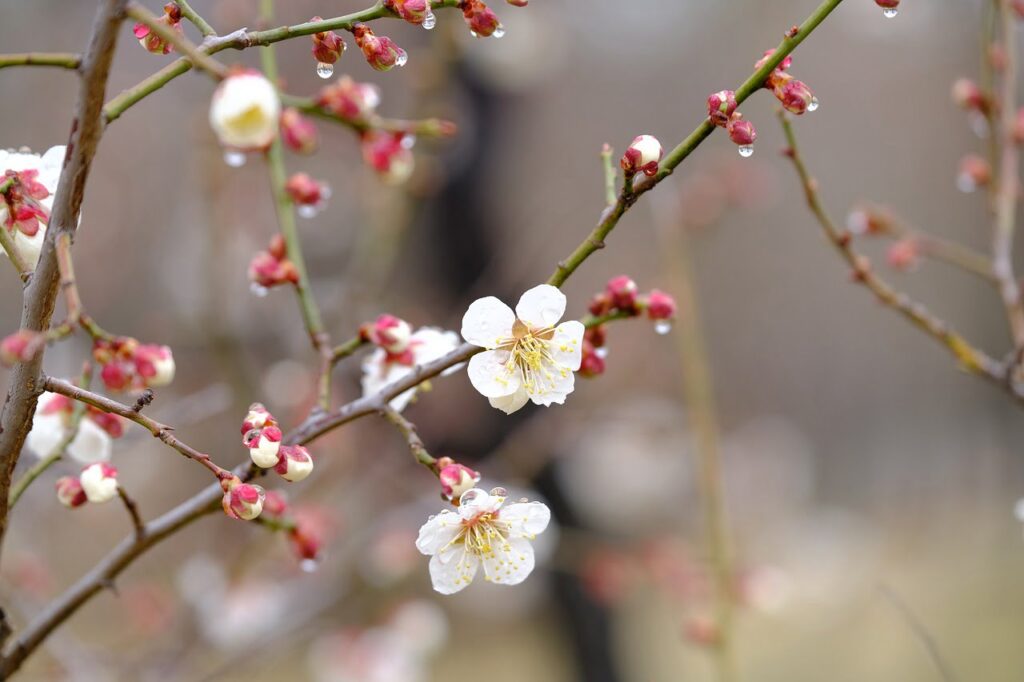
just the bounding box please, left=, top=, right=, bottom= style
left=415, top=488, right=551, bottom=595
left=0, top=146, right=65, bottom=268
left=26, top=392, right=112, bottom=464
left=461, top=284, right=584, bottom=414
left=209, top=72, right=281, bottom=150
left=361, top=327, right=460, bottom=412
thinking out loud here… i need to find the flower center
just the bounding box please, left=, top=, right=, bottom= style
left=497, top=320, right=561, bottom=396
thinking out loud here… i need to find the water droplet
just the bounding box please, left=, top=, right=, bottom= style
left=395, top=52, right=408, bottom=68
left=807, top=96, right=819, bottom=112
left=223, top=150, right=246, bottom=168
left=300, top=558, right=319, bottom=573
left=400, top=134, right=417, bottom=150
left=882, top=7, right=898, bottom=18
left=297, top=204, right=318, bottom=219
left=595, top=347, right=609, bottom=359
left=459, top=489, right=483, bottom=506
left=493, top=25, right=506, bottom=39
left=422, top=11, right=436, bottom=30
left=956, top=173, right=977, bottom=193
left=489, top=486, right=508, bottom=498
left=249, top=282, right=269, bottom=297
left=738, top=145, right=754, bottom=158
left=470, top=30, right=478, bottom=38
left=654, top=320, right=672, bottom=335
left=315, top=61, right=334, bottom=79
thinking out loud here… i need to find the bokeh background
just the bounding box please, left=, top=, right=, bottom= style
left=3, top=0, right=1024, bottom=680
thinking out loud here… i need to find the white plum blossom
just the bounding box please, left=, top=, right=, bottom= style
left=209, top=72, right=281, bottom=151
left=79, top=462, right=118, bottom=503
left=461, top=284, right=584, bottom=414
left=361, top=327, right=461, bottom=411
left=415, top=487, right=551, bottom=595
left=26, top=392, right=112, bottom=464
left=0, top=146, right=65, bottom=268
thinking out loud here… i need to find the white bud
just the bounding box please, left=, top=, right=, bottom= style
left=209, top=72, right=282, bottom=151
left=79, top=463, right=118, bottom=504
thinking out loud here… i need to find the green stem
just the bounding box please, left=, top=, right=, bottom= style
left=318, top=336, right=370, bottom=410
left=281, top=94, right=456, bottom=138
left=601, top=144, right=616, bottom=206
left=175, top=0, right=216, bottom=37
left=0, top=53, right=81, bottom=70
left=0, top=228, right=31, bottom=282
left=125, top=2, right=227, bottom=79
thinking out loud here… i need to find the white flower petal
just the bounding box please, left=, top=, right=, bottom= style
left=11, top=228, right=45, bottom=269
left=26, top=413, right=66, bottom=458
left=500, top=501, right=552, bottom=537
left=529, top=366, right=575, bottom=407
left=467, top=350, right=519, bottom=398
left=515, top=284, right=566, bottom=329
left=488, top=387, right=530, bottom=414
left=66, top=419, right=113, bottom=464
left=415, top=510, right=461, bottom=556
left=429, top=550, right=477, bottom=595
left=550, top=320, right=585, bottom=371
left=361, top=350, right=417, bottom=412
left=457, top=488, right=497, bottom=519
left=38, top=146, right=66, bottom=189
left=480, top=536, right=536, bottom=586
left=411, top=328, right=463, bottom=376
left=461, top=296, right=515, bottom=348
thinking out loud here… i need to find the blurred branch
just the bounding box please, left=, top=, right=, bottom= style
left=778, top=111, right=1024, bottom=405
left=0, top=228, right=31, bottom=284
left=116, top=486, right=145, bottom=540
left=547, top=0, right=845, bottom=286
left=125, top=2, right=228, bottom=80
left=601, top=144, right=616, bottom=206
left=281, top=93, right=457, bottom=138
left=380, top=406, right=438, bottom=471
left=319, top=335, right=370, bottom=411
left=0, top=53, right=81, bottom=70
left=175, top=0, right=215, bottom=37
left=878, top=584, right=958, bottom=682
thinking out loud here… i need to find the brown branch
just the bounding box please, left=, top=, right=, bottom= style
left=0, top=0, right=129, bottom=570
left=380, top=406, right=437, bottom=471
left=125, top=2, right=228, bottom=80
left=778, top=111, right=1024, bottom=405
left=116, top=486, right=145, bottom=541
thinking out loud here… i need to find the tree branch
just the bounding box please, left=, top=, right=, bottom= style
left=125, top=2, right=228, bottom=80
left=0, top=53, right=81, bottom=71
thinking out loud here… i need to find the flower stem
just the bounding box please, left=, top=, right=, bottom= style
left=175, top=0, right=216, bottom=37
left=0, top=53, right=81, bottom=70
left=125, top=2, right=228, bottom=79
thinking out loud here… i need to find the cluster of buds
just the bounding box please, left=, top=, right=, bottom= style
left=1, top=168, right=50, bottom=243
left=221, top=476, right=266, bottom=521
left=757, top=49, right=818, bottom=116
left=1, top=329, right=41, bottom=366
left=436, top=456, right=481, bottom=501
left=462, top=0, right=503, bottom=38
left=280, top=108, right=318, bottom=155
left=248, top=234, right=298, bottom=292
left=361, top=131, right=415, bottom=185
left=361, top=314, right=414, bottom=363
left=316, top=76, right=381, bottom=123
left=56, top=462, right=119, bottom=508
left=241, top=404, right=314, bottom=482
left=352, top=24, right=407, bottom=72
left=93, top=337, right=175, bottom=392
left=285, top=172, right=331, bottom=218
left=706, top=90, right=756, bottom=156
left=620, top=135, right=663, bottom=178
left=385, top=0, right=436, bottom=28
left=133, top=2, right=182, bottom=55
left=310, top=17, right=346, bottom=78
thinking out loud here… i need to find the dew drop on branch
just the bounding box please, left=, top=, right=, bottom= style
left=738, top=145, right=754, bottom=158
left=223, top=151, right=246, bottom=168
left=395, top=52, right=408, bottom=67
left=882, top=7, right=898, bottom=17
left=316, top=62, right=334, bottom=79
left=654, top=321, right=672, bottom=335
left=956, top=173, right=976, bottom=194
left=422, top=11, right=436, bottom=30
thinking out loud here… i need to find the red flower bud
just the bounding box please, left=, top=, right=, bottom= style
left=288, top=521, right=323, bottom=562
left=462, top=0, right=503, bottom=38
left=579, top=341, right=606, bottom=378
left=310, top=18, right=346, bottom=65
left=1, top=329, right=40, bottom=366
left=775, top=78, right=815, bottom=115
left=262, top=489, right=289, bottom=517
left=133, top=3, right=183, bottom=55
left=645, top=289, right=677, bottom=320
left=285, top=172, right=328, bottom=208
left=274, top=444, right=314, bottom=482
left=605, top=275, right=639, bottom=310
left=387, top=0, right=435, bottom=27
left=280, top=108, right=318, bottom=155
left=221, top=478, right=266, bottom=521
left=957, top=154, right=991, bottom=193
left=620, top=135, right=663, bottom=177
left=317, top=76, right=381, bottom=122
left=727, top=117, right=757, bottom=152
left=886, top=238, right=919, bottom=272
left=361, top=132, right=415, bottom=185
left=353, top=24, right=407, bottom=72
left=436, top=456, right=481, bottom=500
left=951, top=78, right=987, bottom=113
left=707, top=90, right=737, bottom=127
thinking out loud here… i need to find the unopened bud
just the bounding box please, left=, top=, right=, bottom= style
left=280, top=108, right=318, bottom=154
left=886, top=238, right=919, bottom=272
left=56, top=476, right=87, bottom=508
left=436, top=456, right=481, bottom=500
left=462, top=0, right=503, bottom=38
left=605, top=275, right=639, bottom=310
left=1, top=329, right=40, bottom=366
left=361, top=132, right=415, bottom=184
left=727, top=117, right=757, bottom=147
left=645, top=289, right=677, bottom=320
left=221, top=478, right=266, bottom=520
left=388, top=0, right=434, bottom=26
left=317, top=76, right=381, bottom=121
left=275, top=445, right=314, bottom=482
left=620, top=135, right=663, bottom=177
left=353, top=24, right=407, bottom=72
left=956, top=154, right=991, bottom=193
left=310, top=18, right=346, bottom=64
left=579, top=341, right=606, bottom=378
left=707, top=90, right=737, bottom=127
left=775, top=78, right=815, bottom=115
left=79, top=462, right=118, bottom=504
left=134, top=2, right=183, bottom=55
left=245, top=425, right=283, bottom=468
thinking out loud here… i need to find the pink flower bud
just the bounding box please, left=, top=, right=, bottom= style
left=387, top=0, right=434, bottom=26
left=506, top=0, right=528, bottom=5
left=585, top=325, right=606, bottom=348
left=361, top=132, right=415, bottom=184
left=79, top=462, right=118, bottom=504
left=462, top=0, right=503, bottom=38
left=684, top=614, right=721, bottom=647
left=846, top=205, right=894, bottom=236
left=310, top=18, right=346, bottom=64
left=775, top=78, right=815, bottom=115
left=288, top=520, right=323, bottom=562
left=645, top=289, right=677, bottom=320
left=875, top=0, right=899, bottom=8
left=353, top=24, right=407, bottom=72
left=620, top=135, right=663, bottom=177
left=280, top=108, right=318, bottom=155
left=367, top=314, right=413, bottom=353
left=284, top=172, right=328, bottom=208
left=262, top=489, right=289, bottom=517
left=134, top=344, right=175, bottom=387
left=727, top=117, right=757, bottom=147
left=707, top=90, right=737, bottom=127
left=579, top=341, right=606, bottom=378
left=275, top=444, right=314, bottom=482
left=957, top=154, right=991, bottom=193
left=886, top=238, right=919, bottom=272
left=1, top=329, right=40, bottom=366
left=436, top=456, right=481, bottom=500
left=317, top=76, right=381, bottom=122
left=248, top=246, right=299, bottom=289
left=245, top=425, right=283, bottom=469
left=221, top=478, right=266, bottom=520
left=241, top=403, right=276, bottom=434
left=951, top=78, right=987, bottom=112
left=755, top=48, right=792, bottom=75
left=88, top=409, right=125, bottom=438
left=588, top=292, right=612, bottom=316
left=56, top=476, right=87, bottom=508
left=133, top=2, right=183, bottom=55
left=605, top=275, right=639, bottom=310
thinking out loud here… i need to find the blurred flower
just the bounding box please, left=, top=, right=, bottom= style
left=462, top=284, right=584, bottom=414
left=361, top=327, right=460, bottom=411
left=1, top=146, right=65, bottom=268
left=79, top=462, right=118, bottom=503
left=55, top=475, right=87, bottom=508
left=133, top=2, right=183, bottom=55
left=209, top=71, right=281, bottom=151
left=361, top=132, right=414, bottom=184
left=317, top=76, right=381, bottom=122
left=461, top=0, right=503, bottom=38
left=416, top=487, right=551, bottom=594
left=249, top=234, right=299, bottom=290
left=1, top=329, right=40, bottom=366
left=956, top=153, right=990, bottom=193
left=280, top=108, right=318, bottom=154
left=93, top=337, right=175, bottom=391
left=886, top=237, right=920, bottom=272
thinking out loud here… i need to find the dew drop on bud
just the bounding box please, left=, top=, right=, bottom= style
left=297, top=204, right=318, bottom=219
left=738, top=145, right=754, bottom=158
left=316, top=62, right=334, bottom=79
left=300, top=558, right=320, bottom=573
left=400, top=134, right=417, bottom=150
left=422, top=11, right=436, bottom=30
left=882, top=7, right=898, bottom=17
left=395, top=52, right=408, bottom=67
left=250, top=282, right=269, bottom=297
left=654, top=320, right=672, bottom=335
left=807, top=96, right=819, bottom=113
left=489, top=486, right=508, bottom=498
left=595, top=347, right=609, bottom=359
left=956, top=173, right=977, bottom=194
left=493, top=26, right=506, bottom=38
left=469, top=30, right=479, bottom=38
left=459, top=488, right=483, bottom=506
left=223, top=150, right=246, bottom=168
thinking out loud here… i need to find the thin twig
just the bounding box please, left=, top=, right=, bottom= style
left=0, top=53, right=81, bottom=70
left=282, top=94, right=456, bottom=138
left=601, top=144, right=616, bottom=206
left=878, top=584, right=958, bottom=682
left=175, top=0, right=216, bottom=37
left=116, top=486, right=145, bottom=540
left=125, top=2, right=228, bottom=80
left=380, top=406, right=437, bottom=471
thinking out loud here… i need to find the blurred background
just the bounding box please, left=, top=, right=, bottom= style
left=3, top=0, right=1024, bottom=679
